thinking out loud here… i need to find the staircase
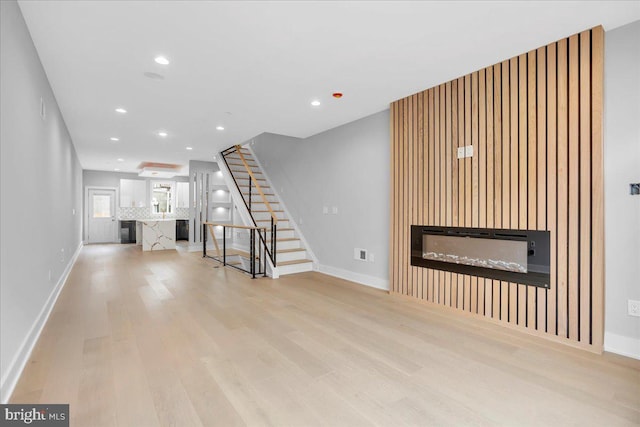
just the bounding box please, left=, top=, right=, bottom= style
left=219, top=145, right=314, bottom=277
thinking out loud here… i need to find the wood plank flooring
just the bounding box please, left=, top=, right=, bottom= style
left=10, top=244, right=640, bottom=426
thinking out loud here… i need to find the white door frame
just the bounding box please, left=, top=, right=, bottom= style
left=84, top=186, right=119, bottom=243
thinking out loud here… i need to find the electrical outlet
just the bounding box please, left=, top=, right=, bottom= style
left=629, top=300, right=640, bottom=317
left=322, top=206, right=328, bottom=214
left=369, top=253, right=375, bottom=263
left=332, top=206, right=338, bottom=215
left=457, top=147, right=465, bottom=159
left=354, top=248, right=367, bottom=261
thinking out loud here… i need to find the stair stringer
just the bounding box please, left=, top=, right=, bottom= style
left=244, top=142, right=319, bottom=270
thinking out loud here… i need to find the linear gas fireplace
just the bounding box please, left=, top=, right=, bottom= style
left=411, top=226, right=550, bottom=288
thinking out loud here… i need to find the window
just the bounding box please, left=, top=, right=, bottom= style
left=92, top=195, right=112, bottom=218
left=151, top=181, right=175, bottom=214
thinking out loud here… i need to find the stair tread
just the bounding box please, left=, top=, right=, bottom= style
left=267, top=237, right=299, bottom=242
left=239, top=185, right=270, bottom=188
left=277, top=259, right=313, bottom=266
left=251, top=210, right=283, bottom=212
left=256, top=219, right=286, bottom=222
left=277, top=248, right=305, bottom=253
left=230, top=250, right=259, bottom=259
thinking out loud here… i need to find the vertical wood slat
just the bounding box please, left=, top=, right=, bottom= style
left=439, top=85, right=446, bottom=305
left=591, top=27, right=605, bottom=349
left=568, top=35, right=580, bottom=340
left=485, top=68, right=494, bottom=319
left=428, top=89, right=435, bottom=301
left=401, top=98, right=407, bottom=295
left=471, top=72, right=479, bottom=314
left=536, top=47, right=547, bottom=333
left=479, top=70, right=487, bottom=317
left=527, top=50, right=538, bottom=329
left=388, top=26, right=604, bottom=351
left=518, top=54, right=528, bottom=327
left=557, top=38, right=569, bottom=338
left=547, top=42, right=558, bottom=335
left=457, top=79, right=465, bottom=309
left=421, top=93, right=428, bottom=300
left=579, top=31, right=591, bottom=343
left=408, top=95, right=415, bottom=298
left=418, top=93, right=425, bottom=300
left=509, top=58, right=518, bottom=324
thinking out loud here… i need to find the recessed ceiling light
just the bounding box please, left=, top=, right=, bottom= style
left=110, top=137, right=119, bottom=142
left=117, top=158, right=124, bottom=162
left=114, top=168, right=120, bottom=171
left=311, top=100, right=321, bottom=107
left=158, top=131, right=168, bottom=137
left=186, top=147, right=193, bottom=150
left=216, top=126, right=224, bottom=131
left=154, top=56, right=170, bottom=65
left=115, top=108, right=127, bottom=114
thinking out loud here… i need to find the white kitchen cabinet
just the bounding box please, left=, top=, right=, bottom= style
left=120, top=179, right=147, bottom=207
left=176, top=182, right=190, bottom=208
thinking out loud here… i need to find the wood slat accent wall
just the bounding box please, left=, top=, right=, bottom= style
left=389, top=26, right=604, bottom=350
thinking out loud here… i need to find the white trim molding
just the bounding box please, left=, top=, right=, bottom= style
left=604, top=331, right=640, bottom=360
left=1, top=243, right=83, bottom=404
left=317, top=264, right=389, bottom=291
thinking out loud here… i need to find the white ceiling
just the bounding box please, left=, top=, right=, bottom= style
left=18, top=1, right=640, bottom=175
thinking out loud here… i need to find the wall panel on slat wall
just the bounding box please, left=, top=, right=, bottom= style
left=389, top=26, right=604, bottom=351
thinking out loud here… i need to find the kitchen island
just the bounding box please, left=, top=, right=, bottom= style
left=136, top=219, right=176, bottom=251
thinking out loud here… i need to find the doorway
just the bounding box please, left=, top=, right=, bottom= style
left=87, top=188, right=117, bottom=243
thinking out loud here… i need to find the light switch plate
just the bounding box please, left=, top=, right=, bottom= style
left=322, top=206, right=328, bottom=214
left=457, top=147, right=465, bottom=159
left=629, top=300, right=640, bottom=317
left=465, top=145, right=474, bottom=157
left=332, top=206, right=338, bottom=215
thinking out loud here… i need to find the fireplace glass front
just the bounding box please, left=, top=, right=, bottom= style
left=411, top=226, right=550, bottom=288
left=423, top=235, right=528, bottom=273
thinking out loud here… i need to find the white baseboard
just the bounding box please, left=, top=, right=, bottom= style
left=604, top=331, right=640, bottom=360
left=317, top=264, right=389, bottom=291
left=0, top=242, right=83, bottom=404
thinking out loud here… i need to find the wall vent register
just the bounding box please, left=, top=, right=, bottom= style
left=411, top=226, right=550, bottom=288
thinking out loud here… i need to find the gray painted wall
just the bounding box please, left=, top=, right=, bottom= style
left=0, top=0, right=83, bottom=400
left=251, top=110, right=390, bottom=286
left=604, top=20, right=640, bottom=357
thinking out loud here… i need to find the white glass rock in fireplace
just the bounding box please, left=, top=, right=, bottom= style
left=422, top=235, right=528, bottom=273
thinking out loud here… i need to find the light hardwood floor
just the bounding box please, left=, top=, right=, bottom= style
left=10, top=244, right=640, bottom=426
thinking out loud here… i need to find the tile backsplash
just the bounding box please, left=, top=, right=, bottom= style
left=119, top=207, right=190, bottom=220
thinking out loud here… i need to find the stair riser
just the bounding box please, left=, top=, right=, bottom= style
left=270, top=240, right=301, bottom=250
left=277, top=262, right=313, bottom=276
left=256, top=220, right=289, bottom=228
left=271, top=229, right=294, bottom=239
left=276, top=250, right=307, bottom=263
left=252, top=211, right=286, bottom=221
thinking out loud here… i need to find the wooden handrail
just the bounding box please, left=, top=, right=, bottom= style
left=234, top=145, right=278, bottom=224
left=203, top=222, right=267, bottom=231
left=204, top=222, right=268, bottom=257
